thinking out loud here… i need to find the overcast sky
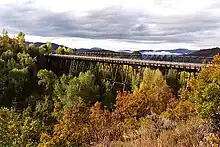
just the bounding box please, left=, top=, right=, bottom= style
left=1, top=0, right=220, bottom=50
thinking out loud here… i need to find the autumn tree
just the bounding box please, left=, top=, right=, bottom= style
left=39, top=98, right=92, bottom=147
left=185, top=55, right=220, bottom=120
left=179, top=71, right=190, bottom=89
left=90, top=102, right=126, bottom=144
left=115, top=68, right=175, bottom=119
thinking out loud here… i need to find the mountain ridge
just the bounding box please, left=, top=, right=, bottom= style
left=26, top=41, right=216, bottom=56
left=188, top=47, right=220, bottom=57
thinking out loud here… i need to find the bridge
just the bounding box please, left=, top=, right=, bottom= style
left=44, top=53, right=207, bottom=76
left=42, top=53, right=210, bottom=91
left=38, top=53, right=211, bottom=90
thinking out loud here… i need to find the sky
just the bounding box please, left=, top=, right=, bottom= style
left=0, top=0, right=220, bottom=51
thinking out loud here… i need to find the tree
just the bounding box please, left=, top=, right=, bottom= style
left=179, top=71, right=190, bottom=89
left=0, top=31, right=40, bottom=109
left=131, top=73, right=140, bottom=92
left=115, top=68, right=175, bottom=119
left=0, top=108, right=42, bottom=146
left=132, top=51, right=142, bottom=59
left=0, top=59, right=7, bottom=105
left=103, top=81, right=115, bottom=109
left=53, top=74, right=71, bottom=100
left=1, top=50, right=14, bottom=62
left=56, top=47, right=73, bottom=55
left=39, top=98, right=92, bottom=147
left=37, top=69, right=57, bottom=94
left=0, top=31, right=25, bottom=55
left=0, top=31, right=57, bottom=146
left=17, top=52, right=36, bottom=69
left=160, top=100, right=196, bottom=121
left=66, top=47, right=73, bottom=55
left=17, top=32, right=26, bottom=50
left=185, top=55, right=220, bottom=119
left=90, top=102, right=125, bottom=143
left=38, top=42, right=53, bottom=55
left=64, top=71, right=99, bottom=107
left=56, top=46, right=66, bottom=55
left=3, top=68, right=30, bottom=108
left=166, top=69, right=180, bottom=95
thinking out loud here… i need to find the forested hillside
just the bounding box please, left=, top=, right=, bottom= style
left=189, top=47, right=220, bottom=57
left=0, top=31, right=220, bottom=146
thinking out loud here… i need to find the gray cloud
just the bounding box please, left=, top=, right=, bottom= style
left=0, top=2, right=220, bottom=45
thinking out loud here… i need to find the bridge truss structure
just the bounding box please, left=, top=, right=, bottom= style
left=43, top=53, right=210, bottom=91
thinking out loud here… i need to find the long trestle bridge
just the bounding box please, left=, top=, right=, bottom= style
left=42, top=53, right=211, bottom=91
left=44, top=52, right=211, bottom=75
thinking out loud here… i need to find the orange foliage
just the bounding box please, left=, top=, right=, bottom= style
left=115, top=85, right=175, bottom=119
left=90, top=102, right=126, bottom=144
left=39, top=99, right=92, bottom=146
left=211, top=54, right=220, bottom=65
left=39, top=69, right=183, bottom=146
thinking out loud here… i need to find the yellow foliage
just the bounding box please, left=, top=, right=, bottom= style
left=160, top=100, right=196, bottom=121
left=182, top=54, right=220, bottom=119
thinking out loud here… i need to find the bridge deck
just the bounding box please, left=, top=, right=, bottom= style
left=47, top=54, right=205, bottom=71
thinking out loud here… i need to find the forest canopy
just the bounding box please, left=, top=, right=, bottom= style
left=0, top=31, right=220, bottom=146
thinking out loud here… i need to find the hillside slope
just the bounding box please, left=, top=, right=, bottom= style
left=189, top=47, right=220, bottom=57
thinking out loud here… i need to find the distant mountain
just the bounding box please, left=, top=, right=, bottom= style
left=76, top=48, right=92, bottom=52
left=189, top=47, right=220, bottom=57
left=90, top=47, right=104, bottom=51
left=168, top=48, right=196, bottom=54
left=76, top=47, right=116, bottom=53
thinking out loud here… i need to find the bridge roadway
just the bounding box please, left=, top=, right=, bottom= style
left=47, top=54, right=204, bottom=71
